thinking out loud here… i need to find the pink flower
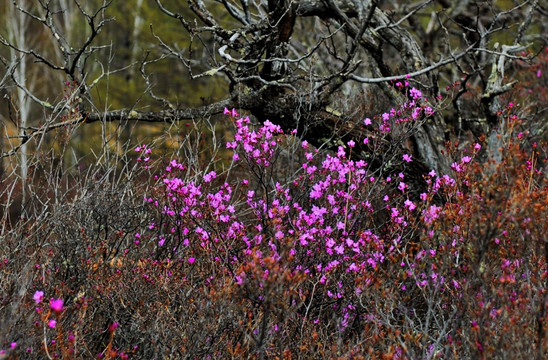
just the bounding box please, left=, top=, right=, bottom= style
left=33, top=291, right=44, bottom=304
left=537, top=69, right=542, bottom=78
left=404, top=199, right=416, bottom=211
left=364, top=118, right=372, bottom=126
left=109, top=322, right=119, bottom=332
left=203, top=171, right=216, bottom=183
left=424, top=205, right=442, bottom=224
left=188, top=257, right=195, bottom=264
left=474, top=143, right=481, bottom=151
left=409, top=88, right=422, bottom=100
left=226, top=141, right=237, bottom=149
left=451, top=162, right=463, bottom=172
left=347, top=140, right=355, bottom=148
left=48, top=319, right=57, bottom=328
left=402, top=154, right=412, bottom=162
left=50, top=299, right=64, bottom=313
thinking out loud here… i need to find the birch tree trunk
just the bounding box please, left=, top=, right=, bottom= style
left=6, top=2, right=34, bottom=209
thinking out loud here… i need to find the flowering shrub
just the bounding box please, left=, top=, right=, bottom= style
left=131, top=97, right=545, bottom=358
left=0, top=87, right=546, bottom=358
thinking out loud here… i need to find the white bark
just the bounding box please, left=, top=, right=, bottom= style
left=6, top=2, right=33, bottom=208
left=131, top=0, right=145, bottom=67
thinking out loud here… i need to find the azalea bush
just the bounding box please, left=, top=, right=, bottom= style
left=0, top=86, right=546, bottom=359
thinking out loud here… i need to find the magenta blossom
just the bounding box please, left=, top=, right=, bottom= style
left=50, top=298, right=64, bottom=313
left=223, top=107, right=239, bottom=117
left=33, top=291, right=44, bottom=304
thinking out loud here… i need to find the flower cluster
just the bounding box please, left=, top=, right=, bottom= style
left=130, top=100, right=546, bottom=357
left=16, top=85, right=545, bottom=358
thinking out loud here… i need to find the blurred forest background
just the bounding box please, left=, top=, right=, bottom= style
left=1, top=0, right=227, bottom=169
left=1, top=0, right=545, bottom=182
